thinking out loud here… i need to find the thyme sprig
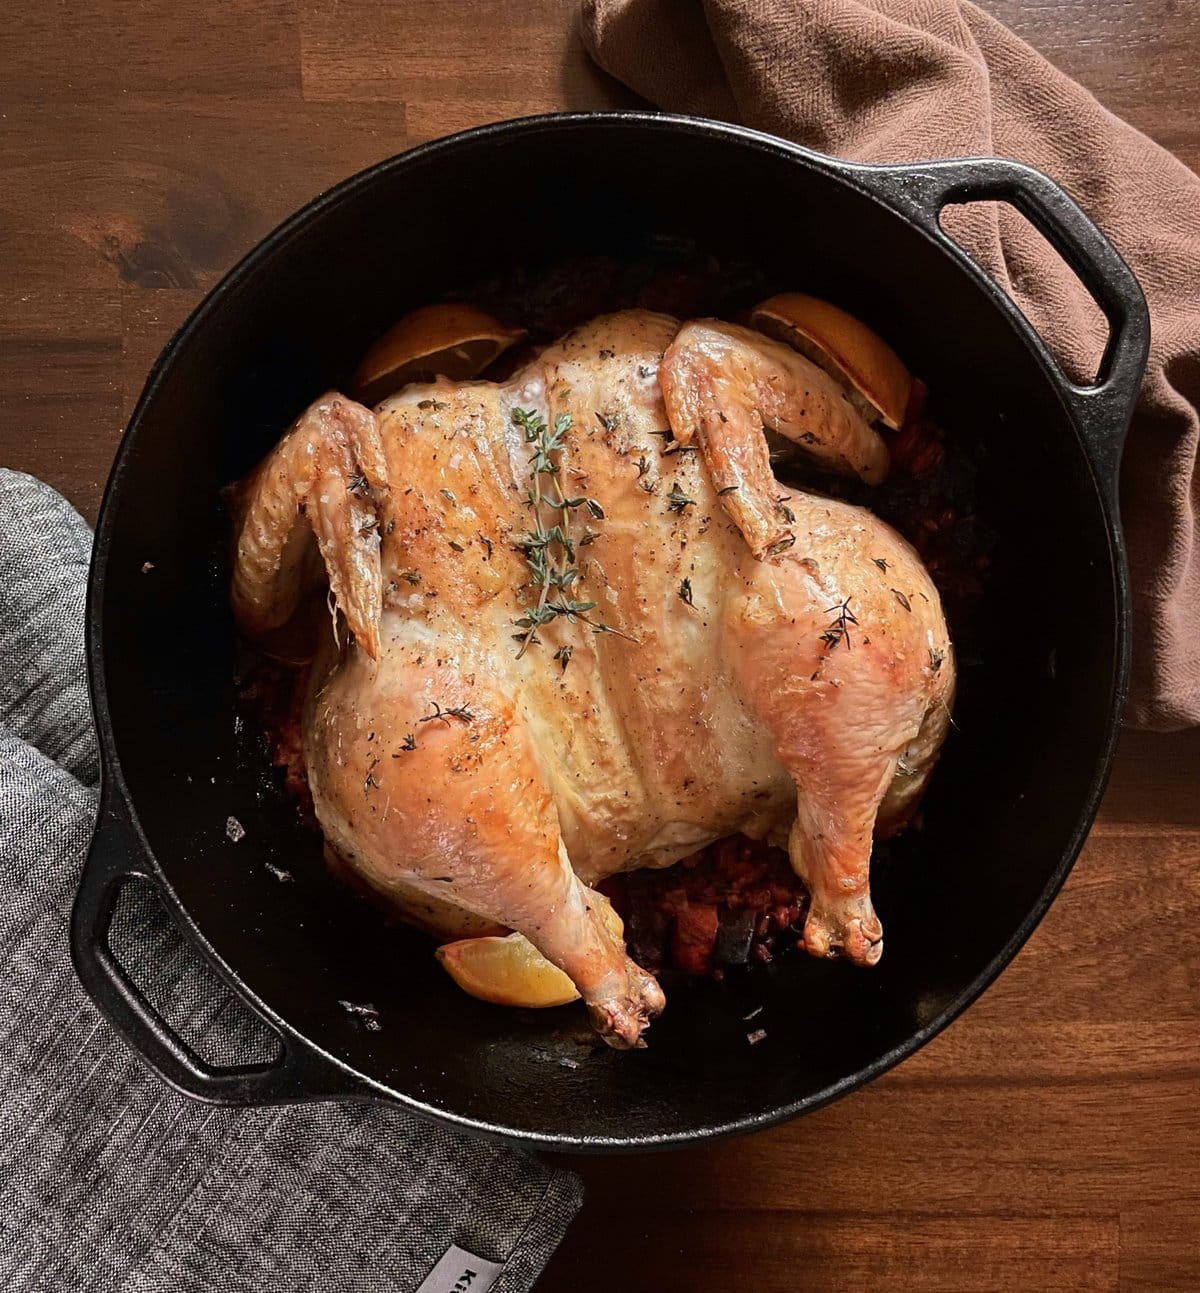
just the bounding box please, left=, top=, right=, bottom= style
left=820, top=597, right=858, bottom=653
left=511, top=407, right=630, bottom=657
left=419, top=701, right=474, bottom=725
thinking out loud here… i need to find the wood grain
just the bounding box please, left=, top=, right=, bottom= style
left=0, top=291, right=122, bottom=508
left=1, top=2, right=1198, bottom=1289
left=981, top=0, right=1200, bottom=171
left=550, top=1213, right=1121, bottom=1291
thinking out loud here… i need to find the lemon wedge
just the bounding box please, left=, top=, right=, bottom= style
left=436, top=903, right=624, bottom=1008
left=352, top=302, right=526, bottom=405
left=749, top=292, right=912, bottom=430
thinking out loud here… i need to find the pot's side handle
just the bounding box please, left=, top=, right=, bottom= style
left=71, top=796, right=375, bottom=1107
left=857, top=157, right=1150, bottom=502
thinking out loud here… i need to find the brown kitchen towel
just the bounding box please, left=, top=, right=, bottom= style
left=582, top=0, right=1200, bottom=730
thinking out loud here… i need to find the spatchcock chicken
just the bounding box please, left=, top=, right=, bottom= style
left=231, top=298, right=955, bottom=1049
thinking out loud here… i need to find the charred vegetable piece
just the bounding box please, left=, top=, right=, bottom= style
left=672, top=904, right=720, bottom=976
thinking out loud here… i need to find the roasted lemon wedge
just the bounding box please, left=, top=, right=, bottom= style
left=436, top=904, right=624, bottom=1008
left=352, top=302, right=526, bottom=405
left=749, top=292, right=912, bottom=430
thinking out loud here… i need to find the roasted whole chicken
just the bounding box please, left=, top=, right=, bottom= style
left=231, top=300, right=955, bottom=1049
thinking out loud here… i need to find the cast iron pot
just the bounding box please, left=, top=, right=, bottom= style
left=71, top=112, right=1149, bottom=1151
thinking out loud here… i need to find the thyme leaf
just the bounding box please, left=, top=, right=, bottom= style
left=419, top=701, right=474, bottom=725
left=820, top=597, right=858, bottom=653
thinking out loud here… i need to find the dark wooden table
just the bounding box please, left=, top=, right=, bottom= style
left=3, top=3, right=1198, bottom=1289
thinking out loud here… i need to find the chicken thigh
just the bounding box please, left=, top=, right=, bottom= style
left=231, top=309, right=954, bottom=1048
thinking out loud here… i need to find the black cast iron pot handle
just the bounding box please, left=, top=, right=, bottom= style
left=71, top=795, right=373, bottom=1106
left=854, top=156, right=1150, bottom=503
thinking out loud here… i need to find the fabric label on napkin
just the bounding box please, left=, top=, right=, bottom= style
left=415, top=1245, right=505, bottom=1293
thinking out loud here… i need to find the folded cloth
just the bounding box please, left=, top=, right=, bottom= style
left=0, top=469, right=581, bottom=1292
left=582, top=0, right=1200, bottom=729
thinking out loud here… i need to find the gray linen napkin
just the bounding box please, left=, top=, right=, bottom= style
left=0, top=468, right=581, bottom=1293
